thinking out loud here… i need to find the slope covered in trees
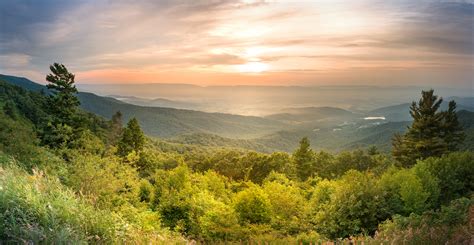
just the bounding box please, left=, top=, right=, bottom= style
left=0, top=67, right=473, bottom=243
left=2, top=74, right=474, bottom=153
left=0, top=74, right=286, bottom=139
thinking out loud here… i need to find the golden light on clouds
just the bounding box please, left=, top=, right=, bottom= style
left=1, top=0, right=472, bottom=87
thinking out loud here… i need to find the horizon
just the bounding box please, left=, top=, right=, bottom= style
left=1, top=72, right=471, bottom=91
left=1, top=0, right=473, bottom=88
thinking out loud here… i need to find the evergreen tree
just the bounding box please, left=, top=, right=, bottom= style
left=392, top=90, right=464, bottom=166
left=42, top=63, right=80, bottom=148
left=443, top=101, right=465, bottom=151
left=117, top=118, right=145, bottom=157
left=293, top=137, right=314, bottom=180
left=46, top=63, right=80, bottom=125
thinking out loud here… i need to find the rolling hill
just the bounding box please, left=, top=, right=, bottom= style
left=0, top=74, right=286, bottom=139
left=2, top=73, right=473, bottom=153
left=265, top=106, right=359, bottom=123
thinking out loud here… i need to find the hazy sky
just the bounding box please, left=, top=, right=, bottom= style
left=0, top=0, right=473, bottom=87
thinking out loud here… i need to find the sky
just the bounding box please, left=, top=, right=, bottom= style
left=0, top=0, right=473, bottom=88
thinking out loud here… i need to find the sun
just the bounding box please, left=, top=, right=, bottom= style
left=236, top=62, right=269, bottom=73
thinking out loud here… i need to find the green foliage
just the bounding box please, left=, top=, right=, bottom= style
left=138, top=179, right=154, bottom=203
left=233, top=185, right=272, bottom=225
left=375, top=197, right=473, bottom=244
left=416, top=152, right=474, bottom=204
left=66, top=153, right=140, bottom=210
left=293, top=137, right=314, bottom=180
left=378, top=167, right=439, bottom=215
left=199, top=199, right=240, bottom=240
left=45, top=63, right=80, bottom=125
left=392, top=90, right=465, bottom=166
left=443, top=101, right=465, bottom=151
left=117, top=118, right=145, bottom=157
left=43, top=63, right=81, bottom=148
left=107, top=110, right=123, bottom=147
left=311, top=171, right=388, bottom=239
left=0, top=159, right=119, bottom=243
left=0, top=79, right=49, bottom=126
left=3, top=100, right=17, bottom=119
left=0, top=79, right=472, bottom=243
left=263, top=175, right=308, bottom=234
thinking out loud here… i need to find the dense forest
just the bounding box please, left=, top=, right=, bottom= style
left=0, top=64, right=472, bottom=244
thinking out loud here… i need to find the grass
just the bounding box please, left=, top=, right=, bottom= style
left=0, top=154, right=185, bottom=244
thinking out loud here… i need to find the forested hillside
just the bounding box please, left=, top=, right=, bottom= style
left=0, top=74, right=286, bottom=139
left=2, top=74, right=474, bottom=154
left=0, top=66, right=472, bottom=244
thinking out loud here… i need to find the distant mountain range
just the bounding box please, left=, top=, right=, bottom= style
left=369, top=100, right=474, bottom=122
left=1, top=74, right=473, bottom=152
left=110, top=95, right=202, bottom=110
left=0, top=74, right=285, bottom=139
left=265, top=106, right=359, bottom=123
left=79, top=82, right=474, bottom=116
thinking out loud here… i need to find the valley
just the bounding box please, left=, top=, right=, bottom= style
left=2, top=74, right=473, bottom=153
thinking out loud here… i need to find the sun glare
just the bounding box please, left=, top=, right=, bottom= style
left=236, top=62, right=269, bottom=73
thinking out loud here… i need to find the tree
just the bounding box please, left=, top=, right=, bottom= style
left=42, top=63, right=80, bottom=148
left=46, top=63, right=80, bottom=125
left=117, top=118, right=145, bottom=157
left=311, top=171, right=387, bottom=239
left=107, top=111, right=123, bottom=146
left=416, top=152, right=474, bottom=204
left=443, top=101, right=465, bottom=151
left=392, top=90, right=464, bottom=166
left=293, top=137, right=314, bottom=181
left=233, top=185, right=272, bottom=225
left=3, top=100, right=17, bottom=119
left=263, top=177, right=307, bottom=234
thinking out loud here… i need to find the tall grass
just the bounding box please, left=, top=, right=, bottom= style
left=0, top=162, right=119, bottom=243
left=0, top=155, right=185, bottom=244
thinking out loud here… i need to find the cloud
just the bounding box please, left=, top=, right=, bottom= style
left=0, top=0, right=472, bottom=87
left=388, top=1, right=474, bottom=55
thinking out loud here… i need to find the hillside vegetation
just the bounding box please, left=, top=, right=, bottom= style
left=0, top=74, right=286, bottom=139
left=2, top=74, right=474, bottom=154
left=0, top=67, right=473, bottom=244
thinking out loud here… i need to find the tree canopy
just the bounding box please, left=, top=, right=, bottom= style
left=392, top=90, right=465, bottom=166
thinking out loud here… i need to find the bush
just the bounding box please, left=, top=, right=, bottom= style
left=311, top=170, right=388, bottom=239
left=416, top=152, right=474, bottom=205
left=375, top=197, right=473, bottom=244
left=233, top=185, right=272, bottom=225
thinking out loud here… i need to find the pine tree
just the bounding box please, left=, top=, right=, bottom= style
left=443, top=101, right=465, bottom=151
left=46, top=63, right=80, bottom=125
left=293, top=137, right=314, bottom=180
left=392, top=90, right=464, bottom=166
left=117, top=118, right=145, bottom=157
left=42, top=63, right=80, bottom=148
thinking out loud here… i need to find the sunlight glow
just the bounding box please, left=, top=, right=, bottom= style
left=236, top=62, right=269, bottom=73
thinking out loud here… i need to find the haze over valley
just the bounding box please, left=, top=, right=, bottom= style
left=77, top=83, right=473, bottom=116
left=2, top=74, right=473, bottom=153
